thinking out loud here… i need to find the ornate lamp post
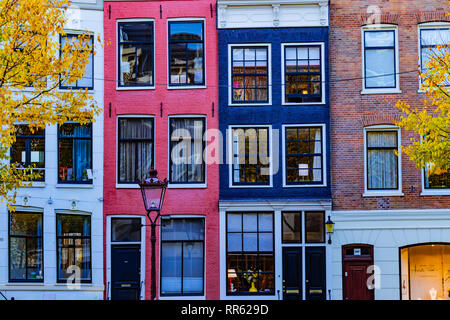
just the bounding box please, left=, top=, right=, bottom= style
left=138, top=169, right=168, bottom=300
left=325, top=215, right=335, bottom=244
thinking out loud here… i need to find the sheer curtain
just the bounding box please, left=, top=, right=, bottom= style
left=82, top=218, right=90, bottom=280
left=312, top=128, right=322, bottom=182
left=367, top=132, right=398, bottom=189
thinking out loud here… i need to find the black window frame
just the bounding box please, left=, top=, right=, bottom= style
left=59, top=33, right=94, bottom=90
left=117, top=21, right=155, bottom=88
left=57, top=122, right=93, bottom=184
left=226, top=212, right=275, bottom=296
left=231, top=45, right=269, bottom=104
left=160, top=217, right=205, bottom=297
left=168, top=20, right=205, bottom=87
left=8, top=211, right=44, bottom=283
left=168, top=117, right=206, bottom=185
left=231, top=126, right=271, bottom=186
left=117, top=117, right=155, bottom=184
left=284, top=45, right=322, bottom=104
left=366, top=130, right=399, bottom=191
left=56, top=214, right=92, bottom=284
left=363, top=29, right=397, bottom=89
left=10, top=125, right=45, bottom=182
left=284, top=126, right=324, bottom=186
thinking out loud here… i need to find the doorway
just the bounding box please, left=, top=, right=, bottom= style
left=342, top=244, right=374, bottom=300
left=111, top=245, right=141, bottom=300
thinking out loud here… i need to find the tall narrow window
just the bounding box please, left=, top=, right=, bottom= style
left=10, top=125, right=45, bottom=181
left=160, top=218, right=205, bottom=296
left=366, top=131, right=399, bottom=190
left=284, top=45, right=322, bottom=103
left=60, top=34, right=94, bottom=89
left=118, top=21, right=154, bottom=87
left=168, top=21, right=204, bottom=86
left=169, top=117, right=205, bottom=184
left=231, top=127, right=270, bottom=186
left=58, top=123, right=92, bottom=184
left=285, top=126, right=324, bottom=185
left=9, top=211, right=43, bottom=282
left=363, top=30, right=396, bottom=89
left=232, top=46, right=269, bottom=103
left=118, top=118, right=154, bottom=184
left=57, top=214, right=91, bottom=283
left=419, top=27, right=450, bottom=83
left=226, top=212, right=274, bottom=295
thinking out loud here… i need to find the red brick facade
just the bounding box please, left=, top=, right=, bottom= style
left=330, top=0, right=450, bottom=210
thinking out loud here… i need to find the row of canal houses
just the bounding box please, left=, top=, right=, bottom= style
left=0, top=0, right=449, bottom=300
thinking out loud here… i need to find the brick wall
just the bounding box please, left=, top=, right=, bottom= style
left=330, top=0, right=450, bottom=210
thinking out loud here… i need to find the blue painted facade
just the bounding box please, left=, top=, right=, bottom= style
left=218, top=27, right=331, bottom=201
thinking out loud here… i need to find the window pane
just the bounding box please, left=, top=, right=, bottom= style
left=227, top=214, right=241, bottom=232
left=421, top=29, right=450, bottom=46
left=305, top=211, right=325, bottom=243
left=258, top=213, right=273, bottom=232
left=10, top=212, right=42, bottom=236
left=161, top=218, right=204, bottom=241
left=58, top=214, right=90, bottom=236
left=9, top=237, right=27, bottom=280
left=182, top=242, right=204, bottom=294
left=367, top=131, right=397, bottom=148
left=258, top=233, right=273, bottom=252
left=161, top=242, right=182, bottom=294
left=425, top=166, right=450, bottom=189
left=243, top=233, right=257, bottom=252
left=120, top=22, right=153, bottom=42
left=227, top=233, right=242, bottom=252
left=243, top=214, right=257, bottom=232
left=282, top=212, right=301, bottom=243
left=170, top=22, right=203, bottom=41
left=367, top=131, right=398, bottom=190
left=187, top=43, right=204, bottom=84
left=365, top=49, right=395, bottom=88
left=111, top=218, right=141, bottom=242
left=365, top=31, right=394, bottom=47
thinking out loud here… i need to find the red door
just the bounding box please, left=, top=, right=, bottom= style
left=342, top=245, right=374, bottom=300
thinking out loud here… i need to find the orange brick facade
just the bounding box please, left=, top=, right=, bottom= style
left=330, top=0, right=450, bottom=211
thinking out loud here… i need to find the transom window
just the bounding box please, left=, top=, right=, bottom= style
left=285, top=126, right=324, bottom=185
left=366, top=130, right=399, bottom=190
left=9, top=211, right=43, bottom=282
left=160, top=218, right=205, bottom=296
left=58, top=123, right=93, bottom=184
left=57, top=214, right=91, bottom=283
left=118, top=21, right=154, bottom=87
left=282, top=211, right=325, bottom=244
left=168, top=21, right=205, bottom=86
left=284, top=45, right=322, bottom=103
left=169, top=117, right=206, bottom=184
left=60, top=34, right=94, bottom=89
left=363, top=29, right=397, bottom=89
left=231, top=127, right=270, bottom=186
left=11, top=125, right=45, bottom=181
left=118, top=118, right=154, bottom=184
left=231, top=46, right=269, bottom=103
left=226, top=212, right=274, bottom=295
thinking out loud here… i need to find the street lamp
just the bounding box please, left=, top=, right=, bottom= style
left=138, top=168, right=168, bottom=300
left=325, top=215, right=335, bottom=244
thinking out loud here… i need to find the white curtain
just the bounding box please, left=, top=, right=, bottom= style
left=367, top=132, right=398, bottom=189
left=312, top=129, right=322, bottom=182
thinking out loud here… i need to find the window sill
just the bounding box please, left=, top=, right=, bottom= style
left=168, top=85, right=206, bottom=90
left=283, top=183, right=327, bottom=188
left=363, top=190, right=404, bottom=197
left=116, top=184, right=139, bottom=189
left=361, top=88, right=402, bottom=95
left=420, top=189, right=450, bottom=196
left=229, top=184, right=273, bottom=189
left=56, top=184, right=94, bottom=189
left=21, top=182, right=46, bottom=188
left=159, top=295, right=205, bottom=300
left=116, top=86, right=155, bottom=91
left=229, top=102, right=271, bottom=107
left=168, top=183, right=207, bottom=189
left=282, top=101, right=326, bottom=106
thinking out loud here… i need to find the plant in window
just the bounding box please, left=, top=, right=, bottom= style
left=243, top=267, right=262, bottom=292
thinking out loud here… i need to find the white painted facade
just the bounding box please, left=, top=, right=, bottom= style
left=330, top=209, right=450, bottom=300
left=0, top=3, right=104, bottom=300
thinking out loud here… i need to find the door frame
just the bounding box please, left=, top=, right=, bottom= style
left=106, top=215, right=146, bottom=300
left=342, top=243, right=374, bottom=300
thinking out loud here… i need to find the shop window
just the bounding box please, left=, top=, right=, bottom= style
left=400, top=244, right=450, bottom=300
left=226, top=212, right=274, bottom=295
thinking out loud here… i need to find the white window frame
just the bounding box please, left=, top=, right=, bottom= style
left=363, top=125, right=403, bottom=197
left=282, top=123, right=327, bottom=188
left=116, top=18, right=156, bottom=91
left=158, top=215, right=206, bottom=300
left=228, top=43, right=272, bottom=106
left=361, top=24, right=401, bottom=95
left=167, top=114, right=207, bottom=189
left=227, top=124, right=273, bottom=188
left=281, top=42, right=326, bottom=105
left=417, top=22, right=450, bottom=93
left=167, top=17, right=207, bottom=90
left=115, top=114, right=155, bottom=189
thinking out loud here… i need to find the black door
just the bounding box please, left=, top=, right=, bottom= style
left=282, top=247, right=302, bottom=300
left=111, top=245, right=141, bottom=300
left=305, top=247, right=326, bottom=300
